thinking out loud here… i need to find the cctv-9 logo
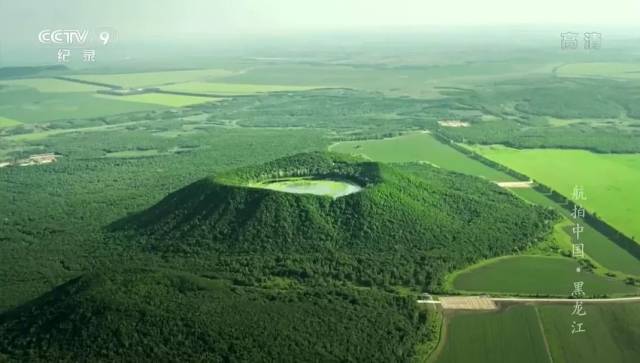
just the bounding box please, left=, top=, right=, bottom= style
left=38, top=28, right=117, bottom=45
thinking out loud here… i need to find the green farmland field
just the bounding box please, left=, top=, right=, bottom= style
left=0, top=88, right=162, bottom=123
left=512, top=188, right=640, bottom=276
left=70, top=69, right=237, bottom=88
left=433, top=305, right=550, bottom=363
left=331, top=133, right=515, bottom=181
left=0, top=117, right=21, bottom=128
left=539, top=303, right=640, bottom=363
left=0, top=78, right=108, bottom=93
left=160, top=81, right=316, bottom=95
left=451, top=256, right=640, bottom=297
left=472, top=146, right=640, bottom=245
left=433, top=303, right=640, bottom=363
left=96, top=93, right=218, bottom=107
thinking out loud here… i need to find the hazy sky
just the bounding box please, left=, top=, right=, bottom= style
left=1, top=0, right=639, bottom=42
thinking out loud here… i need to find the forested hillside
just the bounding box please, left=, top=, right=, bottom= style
left=112, top=152, right=557, bottom=290
left=0, top=269, right=431, bottom=362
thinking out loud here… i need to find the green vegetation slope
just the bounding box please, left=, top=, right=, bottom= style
left=0, top=269, right=429, bottom=362
left=112, top=152, right=557, bottom=288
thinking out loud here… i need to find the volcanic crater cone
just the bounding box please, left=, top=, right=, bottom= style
left=111, top=152, right=556, bottom=255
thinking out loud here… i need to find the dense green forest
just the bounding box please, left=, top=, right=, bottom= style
left=0, top=147, right=556, bottom=360
left=437, top=77, right=640, bottom=153
left=0, top=269, right=432, bottom=362
left=0, top=128, right=331, bottom=312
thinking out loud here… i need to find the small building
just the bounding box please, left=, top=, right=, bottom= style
left=30, top=153, right=57, bottom=164
left=17, top=153, right=58, bottom=166
left=438, top=120, right=470, bottom=128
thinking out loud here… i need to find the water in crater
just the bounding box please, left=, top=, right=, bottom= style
left=252, top=178, right=363, bottom=198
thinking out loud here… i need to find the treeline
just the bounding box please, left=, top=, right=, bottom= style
left=533, top=183, right=640, bottom=260
left=220, top=151, right=382, bottom=186
left=434, top=132, right=640, bottom=261
left=454, top=77, right=639, bottom=120
left=437, top=121, right=640, bottom=154
left=431, top=132, right=530, bottom=181
left=438, top=77, right=640, bottom=153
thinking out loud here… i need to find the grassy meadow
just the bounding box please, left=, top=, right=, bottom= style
left=331, top=133, right=515, bottom=181
left=70, top=69, right=237, bottom=88
left=0, top=78, right=108, bottom=93
left=473, top=146, right=640, bottom=244
left=512, top=188, right=640, bottom=276
left=96, top=93, right=218, bottom=107
left=160, top=81, right=316, bottom=95
left=450, top=256, right=640, bottom=297
left=0, top=117, right=21, bottom=128
left=0, top=88, right=162, bottom=123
